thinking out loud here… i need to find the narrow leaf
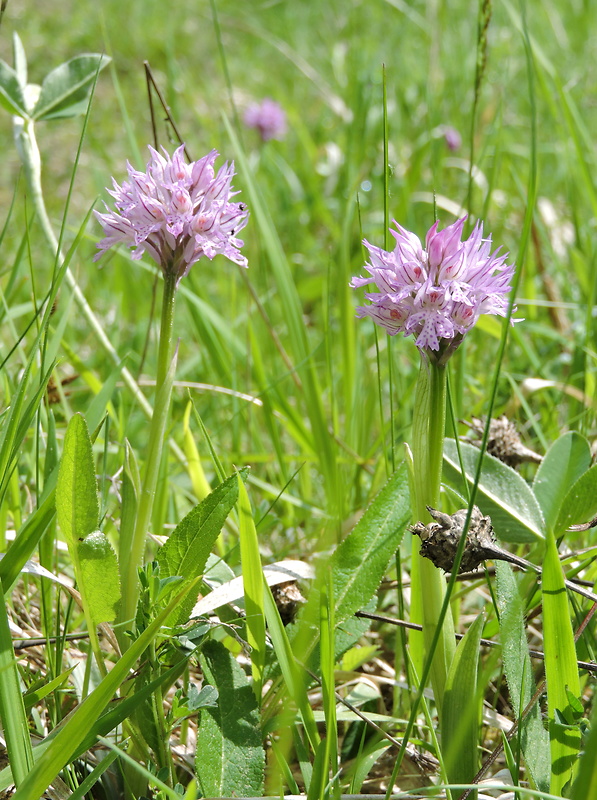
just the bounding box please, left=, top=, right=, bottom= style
left=23, top=667, right=76, bottom=711
left=571, top=697, right=597, bottom=800
left=542, top=531, right=581, bottom=795
left=0, top=59, right=28, bottom=117
left=237, top=475, right=266, bottom=698
left=156, top=470, right=244, bottom=624
left=33, top=54, right=110, bottom=120
left=442, top=613, right=484, bottom=800
left=332, top=462, right=411, bottom=624
left=196, top=640, right=265, bottom=797
left=263, top=583, right=320, bottom=751
left=443, top=439, right=545, bottom=542
left=495, top=561, right=550, bottom=792
left=0, top=583, right=34, bottom=785
left=0, top=488, right=56, bottom=594
left=11, top=34, right=27, bottom=90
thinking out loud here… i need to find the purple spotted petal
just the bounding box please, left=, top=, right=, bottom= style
left=350, top=216, right=519, bottom=360
left=94, top=144, right=249, bottom=283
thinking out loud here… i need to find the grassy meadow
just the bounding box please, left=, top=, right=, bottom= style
left=0, top=0, right=596, bottom=798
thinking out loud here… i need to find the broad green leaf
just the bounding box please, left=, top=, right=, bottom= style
left=0, top=368, right=110, bottom=597
left=56, top=413, right=99, bottom=545
left=196, top=640, right=265, bottom=797
left=237, top=475, right=266, bottom=699
left=443, top=439, right=545, bottom=542
left=542, top=531, right=581, bottom=795
left=0, top=59, right=28, bottom=117
left=555, top=462, right=597, bottom=535
left=533, top=432, right=591, bottom=533
left=11, top=579, right=200, bottom=800
left=32, top=54, right=110, bottom=121
left=332, top=462, right=411, bottom=624
left=495, top=561, right=550, bottom=792
left=77, top=531, right=120, bottom=623
left=156, top=470, right=245, bottom=625
left=56, top=414, right=120, bottom=624
left=442, top=612, right=484, bottom=800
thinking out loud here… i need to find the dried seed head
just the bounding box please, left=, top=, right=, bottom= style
left=270, top=580, right=306, bottom=625
left=463, top=415, right=543, bottom=467
left=411, top=505, right=498, bottom=573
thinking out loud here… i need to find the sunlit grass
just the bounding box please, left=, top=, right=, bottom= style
left=0, top=0, right=596, bottom=797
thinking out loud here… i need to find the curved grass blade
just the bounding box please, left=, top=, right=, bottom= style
left=237, top=474, right=266, bottom=699
left=542, top=531, right=581, bottom=795
left=442, top=612, right=484, bottom=800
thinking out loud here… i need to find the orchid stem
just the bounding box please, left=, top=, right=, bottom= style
left=410, top=358, right=455, bottom=710
left=119, top=271, right=178, bottom=636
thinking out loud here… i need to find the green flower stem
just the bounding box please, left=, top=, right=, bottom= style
left=410, top=358, right=455, bottom=710
left=14, top=117, right=172, bottom=428
left=15, top=117, right=180, bottom=635
left=119, top=270, right=178, bottom=632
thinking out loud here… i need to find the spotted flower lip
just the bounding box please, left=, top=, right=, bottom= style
left=94, top=144, right=249, bottom=282
left=350, top=216, right=519, bottom=361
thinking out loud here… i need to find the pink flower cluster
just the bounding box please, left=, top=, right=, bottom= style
left=351, top=217, right=517, bottom=361
left=244, top=98, right=287, bottom=142
left=94, top=145, right=249, bottom=282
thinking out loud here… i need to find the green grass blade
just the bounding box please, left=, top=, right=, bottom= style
left=442, top=612, right=484, bottom=800
left=66, top=749, right=119, bottom=800
left=0, top=582, right=34, bottom=785
left=237, top=474, right=266, bottom=699
left=0, top=487, right=56, bottom=594
left=263, top=582, right=320, bottom=752
left=23, top=666, right=76, bottom=711
left=222, top=114, right=338, bottom=508
left=319, top=576, right=338, bottom=790
left=542, top=531, right=581, bottom=795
